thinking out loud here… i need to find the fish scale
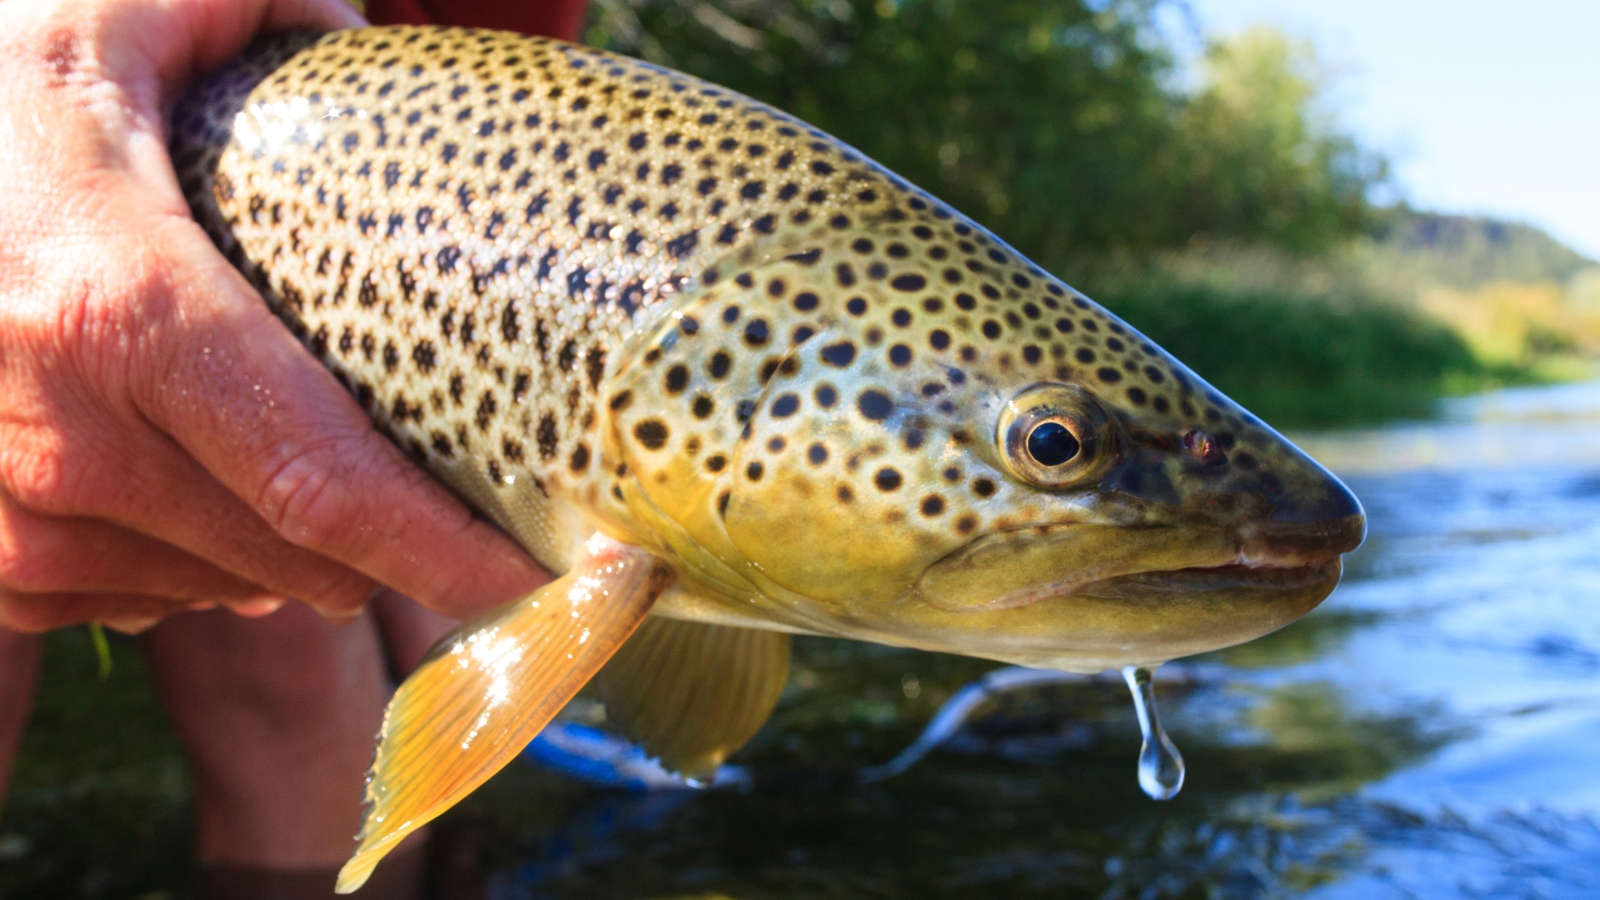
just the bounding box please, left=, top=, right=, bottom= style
left=169, top=25, right=1364, bottom=891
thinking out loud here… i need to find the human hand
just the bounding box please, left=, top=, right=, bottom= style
left=0, top=0, right=551, bottom=635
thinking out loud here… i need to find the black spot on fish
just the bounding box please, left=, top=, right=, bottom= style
left=437, top=246, right=461, bottom=273
left=536, top=414, right=559, bottom=459
left=501, top=301, right=520, bottom=343
left=586, top=347, right=607, bottom=390
left=474, top=391, right=497, bottom=432
left=857, top=390, right=893, bottom=421
left=567, top=266, right=589, bottom=297
left=633, top=420, right=669, bottom=450
left=820, top=342, right=856, bottom=367
left=665, top=229, right=699, bottom=257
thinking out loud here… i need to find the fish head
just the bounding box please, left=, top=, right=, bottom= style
left=616, top=229, right=1363, bottom=673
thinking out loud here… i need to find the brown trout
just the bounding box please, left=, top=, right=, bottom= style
left=169, top=26, right=1364, bottom=891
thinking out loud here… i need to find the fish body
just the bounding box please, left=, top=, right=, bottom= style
left=169, top=26, right=1363, bottom=890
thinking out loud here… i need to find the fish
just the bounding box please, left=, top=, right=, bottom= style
left=168, top=25, right=1365, bottom=892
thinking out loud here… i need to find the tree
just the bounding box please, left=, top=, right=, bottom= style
left=586, top=0, right=1387, bottom=265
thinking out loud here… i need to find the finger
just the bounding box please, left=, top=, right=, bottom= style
left=0, top=590, right=178, bottom=634
left=152, top=0, right=369, bottom=85
left=0, top=489, right=276, bottom=604
left=39, top=420, right=387, bottom=615
left=230, top=597, right=286, bottom=617
left=138, top=219, right=552, bottom=619
left=90, top=0, right=369, bottom=213
left=0, top=204, right=385, bottom=616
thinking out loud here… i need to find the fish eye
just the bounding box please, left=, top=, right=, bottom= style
left=1027, top=421, right=1080, bottom=466
left=997, top=384, right=1110, bottom=488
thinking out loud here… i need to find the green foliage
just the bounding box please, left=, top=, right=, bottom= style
left=87, top=623, right=111, bottom=680
left=586, top=0, right=1385, bottom=267
left=1089, top=273, right=1485, bottom=427
left=1175, top=27, right=1383, bottom=253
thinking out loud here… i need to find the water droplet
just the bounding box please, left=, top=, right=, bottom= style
left=1121, top=665, right=1184, bottom=800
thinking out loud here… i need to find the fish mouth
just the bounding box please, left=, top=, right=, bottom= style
left=902, top=526, right=1348, bottom=672
left=1070, top=557, right=1342, bottom=600
left=912, top=515, right=1359, bottom=613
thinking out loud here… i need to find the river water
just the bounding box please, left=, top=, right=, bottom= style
left=8, top=381, right=1600, bottom=898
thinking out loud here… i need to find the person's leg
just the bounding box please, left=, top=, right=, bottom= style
left=0, top=627, right=41, bottom=818
left=142, top=603, right=428, bottom=898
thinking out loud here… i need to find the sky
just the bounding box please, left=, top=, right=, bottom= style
left=1171, top=0, right=1600, bottom=260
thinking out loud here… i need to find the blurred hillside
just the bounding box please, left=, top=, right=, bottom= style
left=585, top=0, right=1599, bottom=425
left=1367, top=208, right=1594, bottom=290
left=1355, top=209, right=1600, bottom=377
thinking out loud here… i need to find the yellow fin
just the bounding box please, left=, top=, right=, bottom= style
left=593, top=617, right=790, bottom=779
left=335, top=535, right=669, bottom=893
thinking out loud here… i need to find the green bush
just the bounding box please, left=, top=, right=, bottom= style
left=1092, top=277, right=1484, bottom=427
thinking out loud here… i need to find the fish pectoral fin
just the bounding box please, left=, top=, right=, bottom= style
left=593, top=617, right=790, bottom=780
left=335, top=535, right=670, bottom=894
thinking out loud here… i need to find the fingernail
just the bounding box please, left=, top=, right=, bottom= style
left=321, top=608, right=364, bottom=626
left=307, top=601, right=365, bottom=625
left=104, top=617, right=159, bottom=635
left=228, top=598, right=285, bottom=619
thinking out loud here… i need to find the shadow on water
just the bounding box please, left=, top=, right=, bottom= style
left=10, top=380, right=1600, bottom=898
